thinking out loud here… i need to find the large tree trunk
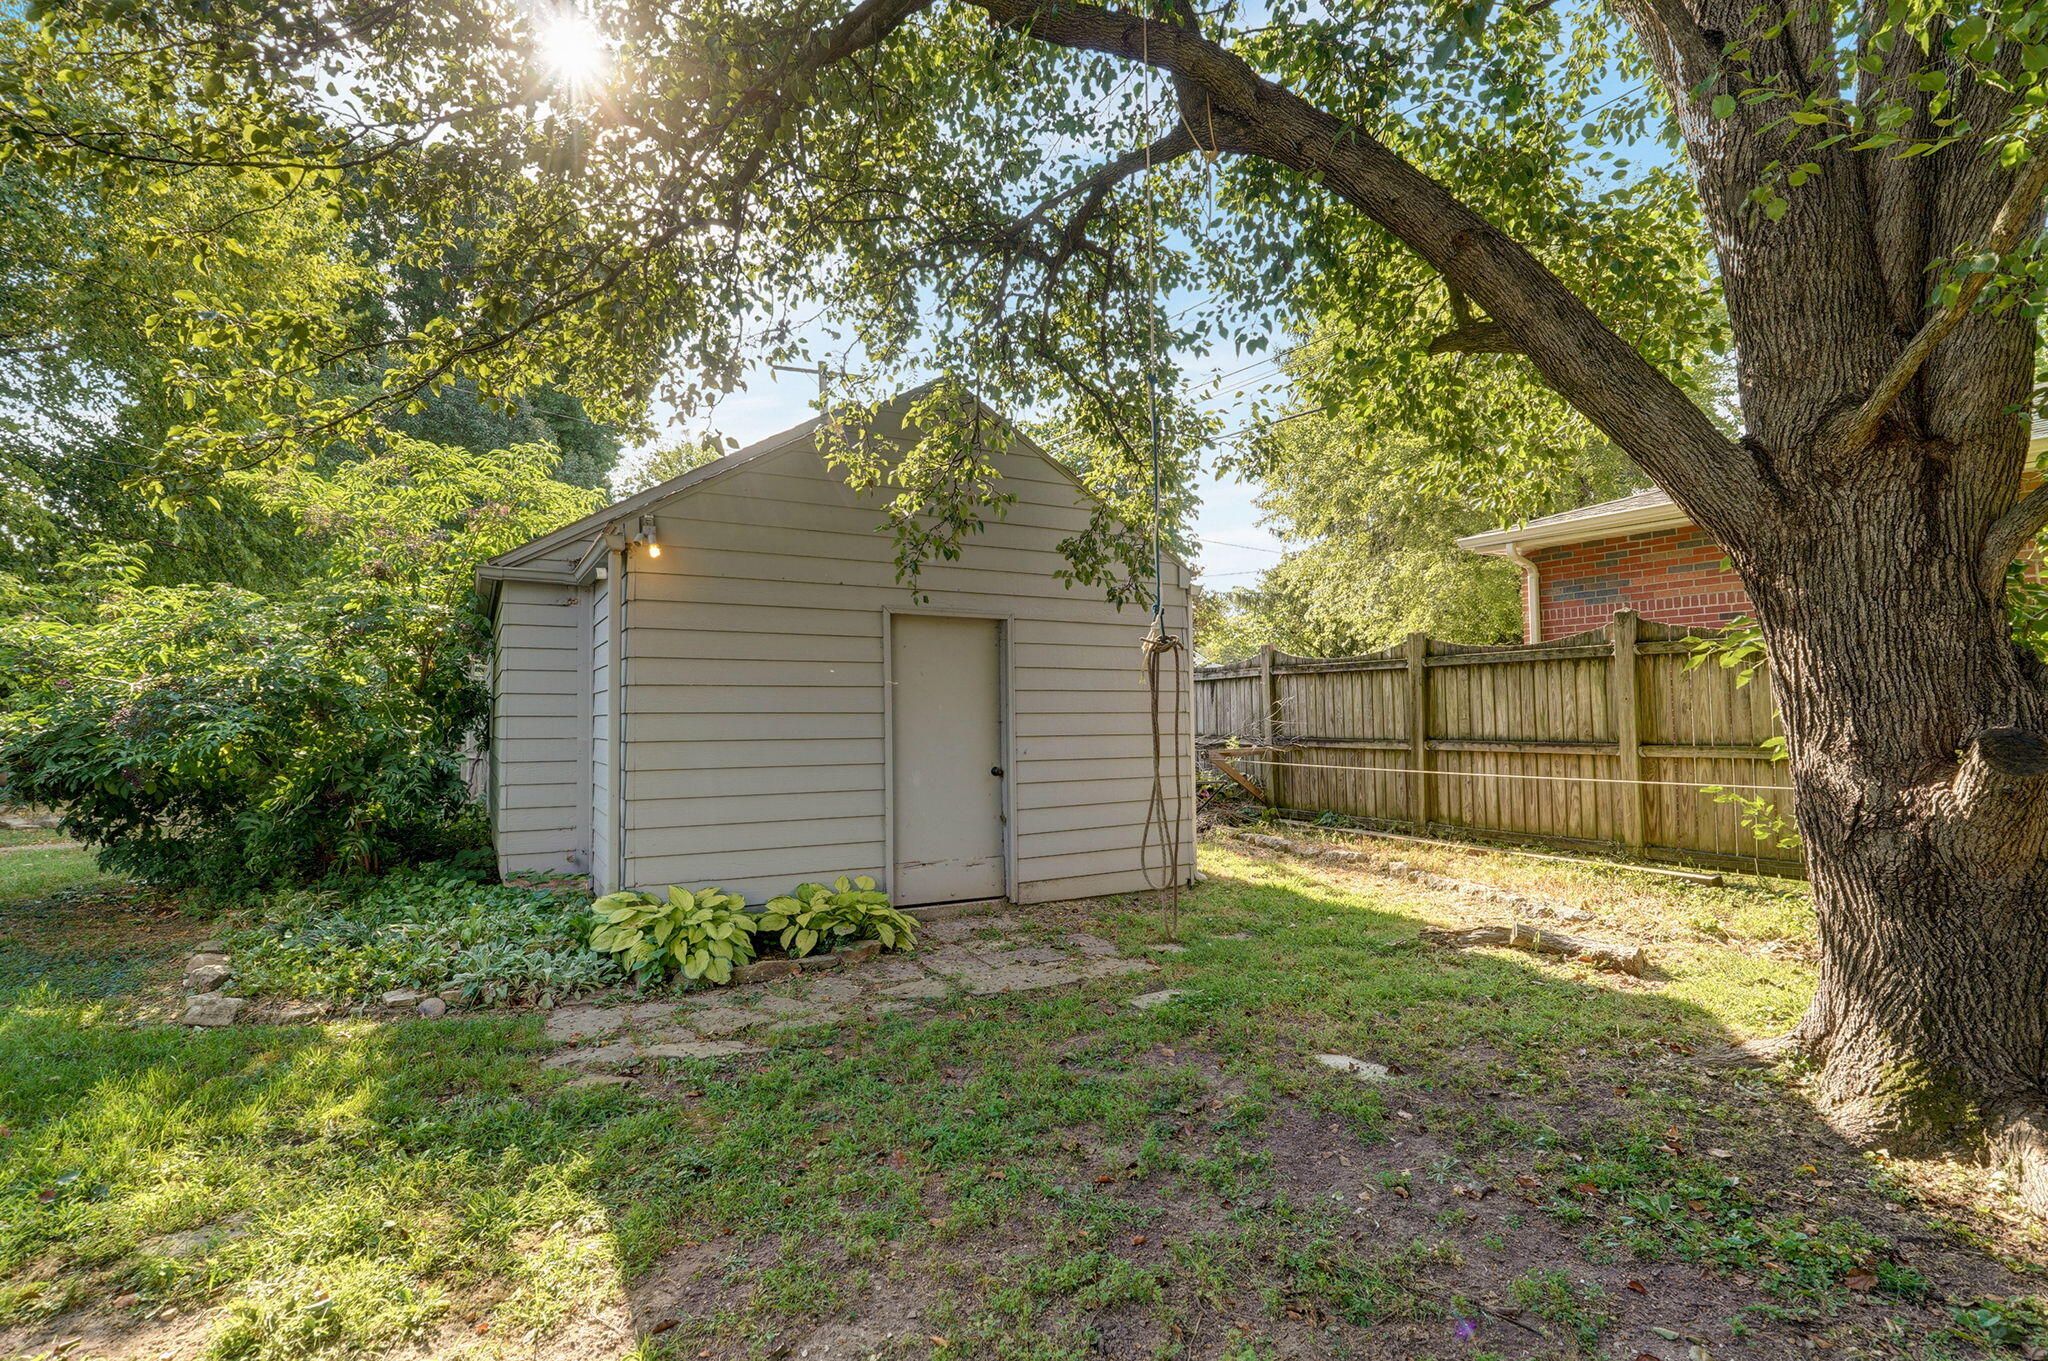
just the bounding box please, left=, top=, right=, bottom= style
left=1734, top=447, right=2048, bottom=1209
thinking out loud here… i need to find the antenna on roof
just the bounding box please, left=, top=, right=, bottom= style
left=768, top=361, right=832, bottom=404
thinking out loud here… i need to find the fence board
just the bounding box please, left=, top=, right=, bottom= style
left=1197, top=611, right=1801, bottom=873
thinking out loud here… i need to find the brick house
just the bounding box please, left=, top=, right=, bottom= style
left=1456, top=422, right=2048, bottom=641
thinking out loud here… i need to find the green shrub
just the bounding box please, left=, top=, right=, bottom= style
left=0, top=440, right=599, bottom=895
left=228, top=869, right=619, bottom=1003
left=758, top=876, right=917, bottom=957
left=587, top=886, right=759, bottom=984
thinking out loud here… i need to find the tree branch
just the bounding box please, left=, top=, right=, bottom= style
left=991, top=127, right=1197, bottom=269
left=1982, top=480, right=2048, bottom=593
left=962, top=0, right=1758, bottom=532
left=1843, top=141, right=2048, bottom=449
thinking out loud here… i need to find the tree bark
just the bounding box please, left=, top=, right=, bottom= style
left=1726, top=431, right=2048, bottom=1208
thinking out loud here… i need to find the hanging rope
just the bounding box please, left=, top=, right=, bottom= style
left=1132, top=11, right=1187, bottom=940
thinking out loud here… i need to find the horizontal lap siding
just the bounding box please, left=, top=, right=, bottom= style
left=494, top=582, right=591, bottom=877
left=590, top=582, right=612, bottom=889
left=620, top=430, right=1192, bottom=905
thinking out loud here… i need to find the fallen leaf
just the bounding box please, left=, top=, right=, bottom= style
left=1706, top=1147, right=1734, bottom=1159
left=930, top=1336, right=951, bottom=1348
left=1844, top=1267, right=1877, bottom=1293
left=1094, top=1174, right=1115, bottom=1184
left=650, top=1319, right=679, bottom=1334
left=1626, top=1279, right=1648, bottom=1294
left=1129, top=1235, right=1148, bottom=1246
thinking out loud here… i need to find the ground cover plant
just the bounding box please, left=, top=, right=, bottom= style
left=5, top=838, right=2047, bottom=1360
left=226, top=870, right=622, bottom=1006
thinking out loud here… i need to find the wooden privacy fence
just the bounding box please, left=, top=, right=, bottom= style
left=1194, top=611, right=1801, bottom=875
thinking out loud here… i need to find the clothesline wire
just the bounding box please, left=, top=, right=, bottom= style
left=1211, top=752, right=1790, bottom=794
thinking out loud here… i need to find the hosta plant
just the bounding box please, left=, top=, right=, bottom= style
left=588, top=886, right=759, bottom=984
left=758, top=877, right=917, bottom=958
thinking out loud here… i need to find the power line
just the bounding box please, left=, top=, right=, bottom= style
left=1200, top=535, right=1285, bottom=554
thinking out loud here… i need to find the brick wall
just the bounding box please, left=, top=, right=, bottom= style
left=1527, top=526, right=1751, bottom=640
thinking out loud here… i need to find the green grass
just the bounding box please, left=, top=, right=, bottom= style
left=0, top=844, right=106, bottom=900
left=0, top=841, right=2036, bottom=1361
left=0, top=826, right=71, bottom=849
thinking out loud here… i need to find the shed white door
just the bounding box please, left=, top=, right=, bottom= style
left=890, top=615, right=1006, bottom=905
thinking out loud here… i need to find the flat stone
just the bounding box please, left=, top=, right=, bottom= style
left=915, top=945, right=990, bottom=976
left=923, top=915, right=1018, bottom=943
left=865, top=999, right=920, bottom=1015
left=180, top=994, right=245, bottom=1027
left=540, top=1042, right=640, bottom=1070
left=379, top=988, right=424, bottom=1006
left=626, top=1002, right=681, bottom=1024
left=859, top=957, right=929, bottom=984
left=1126, top=989, right=1189, bottom=1010
left=272, top=1001, right=326, bottom=1023
left=797, top=976, right=866, bottom=1005
left=563, top=1074, right=635, bottom=1089
left=1147, top=943, right=1189, bottom=955
left=753, top=994, right=836, bottom=1018
left=980, top=945, right=1067, bottom=966
left=1068, top=933, right=1122, bottom=956
left=1216, top=932, right=1252, bottom=940
left=958, top=963, right=1084, bottom=995
left=544, top=1007, right=627, bottom=1041
left=186, top=953, right=230, bottom=971
left=1314, top=1054, right=1392, bottom=1082
left=183, top=963, right=232, bottom=994
left=757, top=1006, right=843, bottom=1029
left=686, top=1007, right=767, bottom=1037
left=838, top=942, right=883, bottom=964
left=796, top=950, right=843, bottom=970
left=1074, top=957, right=1158, bottom=980
left=416, top=998, right=447, bottom=1019
left=878, top=977, right=952, bottom=1001
left=643, top=1039, right=763, bottom=1060
left=731, top=959, right=800, bottom=984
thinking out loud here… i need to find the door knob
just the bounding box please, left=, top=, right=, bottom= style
left=991, top=766, right=1005, bottom=778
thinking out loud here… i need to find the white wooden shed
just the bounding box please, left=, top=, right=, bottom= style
left=476, top=387, right=1196, bottom=907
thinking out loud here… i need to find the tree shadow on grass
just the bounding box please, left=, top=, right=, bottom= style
left=0, top=851, right=2041, bottom=1361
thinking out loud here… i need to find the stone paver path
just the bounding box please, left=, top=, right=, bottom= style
left=541, top=910, right=1157, bottom=1072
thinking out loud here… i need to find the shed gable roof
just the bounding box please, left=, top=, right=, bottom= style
left=478, top=382, right=1183, bottom=594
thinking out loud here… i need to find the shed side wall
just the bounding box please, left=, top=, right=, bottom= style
left=589, top=578, right=612, bottom=889
left=492, top=581, right=591, bottom=877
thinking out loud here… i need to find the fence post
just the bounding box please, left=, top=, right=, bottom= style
left=1404, top=632, right=1431, bottom=833
left=1608, top=610, right=1646, bottom=847
left=1258, top=644, right=1279, bottom=748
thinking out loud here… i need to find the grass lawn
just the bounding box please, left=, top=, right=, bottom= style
left=2, top=838, right=2045, bottom=1360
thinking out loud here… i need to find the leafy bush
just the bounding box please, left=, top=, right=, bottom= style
left=228, top=870, right=618, bottom=1004
left=758, top=876, right=917, bottom=957
left=0, top=441, right=600, bottom=894
left=587, top=886, right=759, bottom=984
